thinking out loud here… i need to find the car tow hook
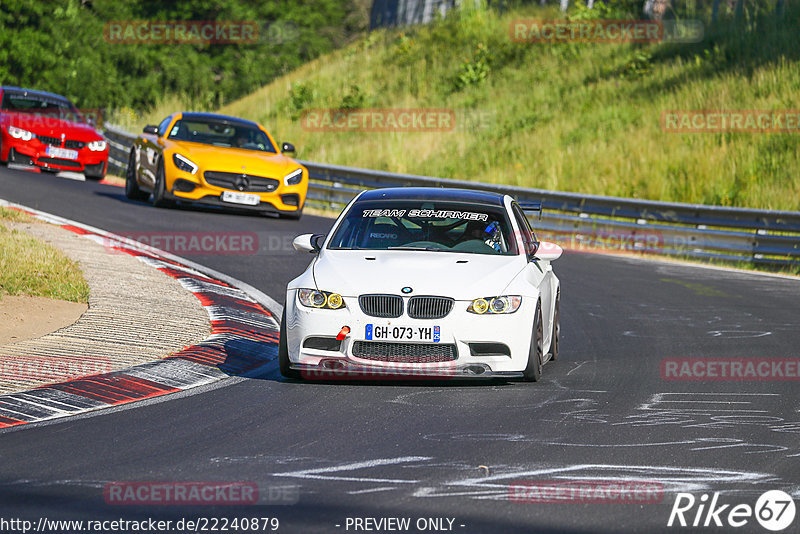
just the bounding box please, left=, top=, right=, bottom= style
left=336, top=326, right=351, bottom=341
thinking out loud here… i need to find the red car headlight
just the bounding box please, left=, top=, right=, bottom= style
left=7, top=126, right=34, bottom=141
left=87, top=140, right=107, bottom=151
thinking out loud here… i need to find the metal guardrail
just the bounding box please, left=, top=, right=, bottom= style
left=104, top=124, right=800, bottom=267
left=103, top=126, right=134, bottom=177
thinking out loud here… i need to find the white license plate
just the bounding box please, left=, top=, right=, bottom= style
left=45, top=146, right=79, bottom=160
left=365, top=324, right=441, bottom=343
left=221, top=190, right=260, bottom=206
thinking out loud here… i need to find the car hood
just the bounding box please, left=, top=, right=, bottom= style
left=3, top=112, right=101, bottom=140
left=311, top=250, right=526, bottom=300
left=168, top=141, right=299, bottom=176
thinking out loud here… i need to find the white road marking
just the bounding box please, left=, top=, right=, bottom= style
left=56, top=171, right=85, bottom=181
left=566, top=362, right=586, bottom=375
left=347, top=487, right=397, bottom=495
left=412, top=463, right=776, bottom=499
left=274, top=456, right=432, bottom=484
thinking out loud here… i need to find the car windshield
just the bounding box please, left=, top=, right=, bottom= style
left=328, top=200, right=519, bottom=255
left=167, top=119, right=276, bottom=152
left=0, top=92, right=85, bottom=123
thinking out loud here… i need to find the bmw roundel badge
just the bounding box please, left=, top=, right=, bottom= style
left=401, top=286, right=413, bottom=294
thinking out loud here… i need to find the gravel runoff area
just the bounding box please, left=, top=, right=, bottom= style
left=0, top=220, right=211, bottom=394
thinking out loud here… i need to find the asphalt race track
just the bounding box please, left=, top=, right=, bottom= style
left=1, top=167, right=799, bottom=533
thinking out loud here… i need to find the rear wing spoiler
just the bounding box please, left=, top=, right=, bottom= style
left=519, top=202, right=543, bottom=220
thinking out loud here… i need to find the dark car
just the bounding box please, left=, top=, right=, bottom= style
left=0, top=86, right=108, bottom=179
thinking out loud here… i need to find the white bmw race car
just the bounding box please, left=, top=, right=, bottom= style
left=279, top=187, right=562, bottom=381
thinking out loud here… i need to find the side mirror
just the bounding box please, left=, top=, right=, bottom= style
left=293, top=233, right=324, bottom=253
left=281, top=142, right=296, bottom=154
left=535, top=241, right=562, bottom=262
left=143, top=125, right=159, bottom=135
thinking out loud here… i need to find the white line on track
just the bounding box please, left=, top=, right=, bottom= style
left=274, top=456, right=433, bottom=484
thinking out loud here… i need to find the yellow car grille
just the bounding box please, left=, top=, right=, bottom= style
left=203, top=171, right=279, bottom=193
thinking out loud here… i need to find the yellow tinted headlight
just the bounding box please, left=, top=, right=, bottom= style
left=298, top=289, right=346, bottom=310
left=469, top=298, right=489, bottom=314
left=468, top=296, right=521, bottom=314
left=326, top=293, right=344, bottom=309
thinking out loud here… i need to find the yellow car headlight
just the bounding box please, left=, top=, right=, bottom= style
left=470, top=298, right=489, bottom=314
left=283, top=168, right=303, bottom=186
left=298, top=289, right=345, bottom=310
left=467, top=296, right=522, bottom=314
left=172, top=153, right=198, bottom=175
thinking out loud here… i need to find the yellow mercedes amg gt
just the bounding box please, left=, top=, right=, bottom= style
left=125, top=112, right=307, bottom=219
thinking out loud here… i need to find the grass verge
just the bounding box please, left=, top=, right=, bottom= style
left=205, top=1, right=800, bottom=211
left=0, top=208, right=90, bottom=303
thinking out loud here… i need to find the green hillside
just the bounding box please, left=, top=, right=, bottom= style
left=0, top=0, right=368, bottom=111
left=215, top=1, right=799, bottom=211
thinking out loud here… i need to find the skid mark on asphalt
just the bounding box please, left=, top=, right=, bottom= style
left=3, top=461, right=793, bottom=504
left=391, top=391, right=800, bottom=458
left=622, top=329, right=773, bottom=339
left=267, top=456, right=784, bottom=501
left=387, top=386, right=604, bottom=409
left=611, top=303, right=794, bottom=339
left=411, top=463, right=778, bottom=500
left=535, top=391, right=798, bottom=430
left=566, top=362, right=588, bottom=375
left=422, top=432, right=788, bottom=454
left=548, top=392, right=800, bottom=456
left=621, top=393, right=800, bottom=435
left=210, top=455, right=328, bottom=466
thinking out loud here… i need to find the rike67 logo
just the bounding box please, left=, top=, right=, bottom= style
left=668, top=491, right=796, bottom=531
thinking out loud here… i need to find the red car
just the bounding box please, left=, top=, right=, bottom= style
left=0, top=86, right=108, bottom=179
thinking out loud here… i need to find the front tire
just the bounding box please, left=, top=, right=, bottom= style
left=548, top=289, right=560, bottom=362
left=523, top=301, right=544, bottom=382
left=151, top=159, right=174, bottom=208
left=279, top=309, right=301, bottom=380
left=125, top=151, right=149, bottom=201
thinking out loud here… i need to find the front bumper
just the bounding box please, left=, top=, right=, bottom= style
left=291, top=361, right=523, bottom=379
left=285, top=290, right=537, bottom=378
left=167, top=191, right=302, bottom=215
left=1, top=135, right=108, bottom=174
left=164, top=171, right=306, bottom=216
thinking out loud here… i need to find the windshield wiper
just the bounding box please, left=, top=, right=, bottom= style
left=387, top=246, right=448, bottom=252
